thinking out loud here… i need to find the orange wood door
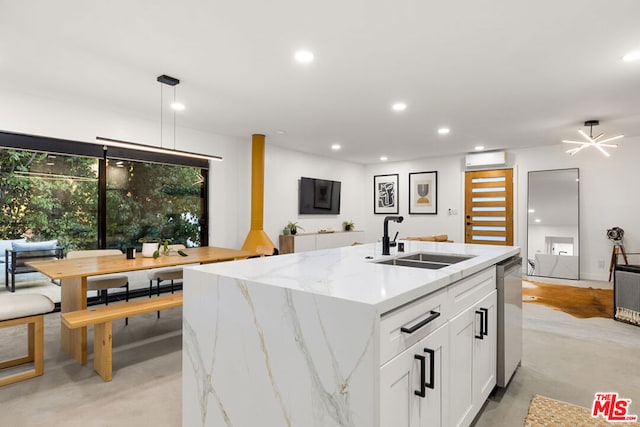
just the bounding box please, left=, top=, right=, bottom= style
left=464, top=169, right=513, bottom=246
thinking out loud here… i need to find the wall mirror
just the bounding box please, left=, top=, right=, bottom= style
left=527, top=168, right=579, bottom=279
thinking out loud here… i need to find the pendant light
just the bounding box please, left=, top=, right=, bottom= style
left=97, top=75, right=222, bottom=162
left=562, top=120, right=623, bottom=157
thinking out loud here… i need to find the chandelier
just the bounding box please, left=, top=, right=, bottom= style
left=562, top=120, right=623, bottom=157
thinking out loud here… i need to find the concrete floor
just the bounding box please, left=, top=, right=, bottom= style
left=1, top=279, right=639, bottom=426
left=474, top=302, right=640, bottom=426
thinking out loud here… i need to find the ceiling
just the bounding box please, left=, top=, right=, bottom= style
left=1, top=0, right=639, bottom=164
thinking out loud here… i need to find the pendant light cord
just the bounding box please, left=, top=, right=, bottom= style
left=160, top=82, right=164, bottom=149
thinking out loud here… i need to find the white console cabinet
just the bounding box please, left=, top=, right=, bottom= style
left=279, top=230, right=364, bottom=254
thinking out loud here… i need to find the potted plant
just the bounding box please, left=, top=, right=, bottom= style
left=342, top=220, right=355, bottom=231
left=286, top=221, right=304, bottom=235
left=138, top=238, right=187, bottom=259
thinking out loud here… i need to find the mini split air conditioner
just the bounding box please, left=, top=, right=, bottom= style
left=465, top=151, right=507, bottom=168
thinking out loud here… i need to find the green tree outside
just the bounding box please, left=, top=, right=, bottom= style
left=1, top=149, right=203, bottom=251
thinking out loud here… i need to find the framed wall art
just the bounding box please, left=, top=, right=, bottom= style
left=374, top=174, right=399, bottom=214
left=409, top=171, right=437, bottom=214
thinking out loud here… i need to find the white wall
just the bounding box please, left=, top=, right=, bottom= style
left=360, top=139, right=640, bottom=281
left=0, top=88, right=250, bottom=249
left=263, top=145, right=366, bottom=247
left=4, top=88, right=639, bottom=280
left=513, top=140, right=640, bottom=280
left=363, top=156, right=465, bottom=244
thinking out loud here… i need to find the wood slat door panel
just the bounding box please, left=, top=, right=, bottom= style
left=465, top=169, right=513, bottom=246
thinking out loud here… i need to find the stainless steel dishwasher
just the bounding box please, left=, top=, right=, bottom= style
left=496, top=255, right=522, bottom=388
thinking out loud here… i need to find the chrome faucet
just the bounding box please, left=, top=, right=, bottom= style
left=382, top=215, right=404, bottom=255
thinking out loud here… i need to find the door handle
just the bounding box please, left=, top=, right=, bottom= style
left=401, top=311, right=441, bottom=334
left=480, top=307, right=489, bottom=336
left=424, top=348, right=435, bottom=390
left=475, top=310, right=484, bottom=339
left=414, top=354, right=426, bottom=398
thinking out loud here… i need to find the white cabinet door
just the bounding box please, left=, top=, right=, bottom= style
left=448, top=306, right=476, bottom=427
left=449, top=290, right=498, bottom=427
left=380, top=341, right=421, bottom=427
left=418, top=323, right=448, bottom=427
left=380, top=324, right=448, bottom=427
left=293, top=234, right=316, bottom=252
left=474, top=290, right=497, bottom=406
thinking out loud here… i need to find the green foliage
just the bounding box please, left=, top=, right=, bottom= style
left=0, top=151, right=97, bottom=249
left=0, top=150, right=204, bottom=251
left=106, top=161, right=203, bottom=248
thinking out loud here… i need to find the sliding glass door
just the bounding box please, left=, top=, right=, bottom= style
left=0, top=131, right=209, bottom=252
left=0, top=150, right=98, bottom=249
left=105, top=159, right=205, bottom=248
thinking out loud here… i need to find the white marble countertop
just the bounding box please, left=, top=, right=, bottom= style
left=188, top=241, right=520, bottom=314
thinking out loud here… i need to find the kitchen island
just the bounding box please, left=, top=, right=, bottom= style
left=183, top=241, right=520, bottom=427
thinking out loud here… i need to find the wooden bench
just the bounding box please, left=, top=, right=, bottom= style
left=60, top=294, right=183, bottom=381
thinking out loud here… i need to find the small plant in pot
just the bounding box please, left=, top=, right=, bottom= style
left=342, top=220, right=355, bottom=231
left=138, top=238, right=188, bottom=259
left=286, top=221, right=304, bottom=235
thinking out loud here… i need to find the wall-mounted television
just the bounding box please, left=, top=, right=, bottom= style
left=299, top=176, right=341, bottom=215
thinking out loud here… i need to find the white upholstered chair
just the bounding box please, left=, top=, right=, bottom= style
left=66, top=249, right=130, bottom=324
left=147, top=244, right=186, bottom=318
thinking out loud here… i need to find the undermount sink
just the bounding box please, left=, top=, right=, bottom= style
left=397, top=252, right=475, bottom=264
left=376, top=252, right=476, bottom=270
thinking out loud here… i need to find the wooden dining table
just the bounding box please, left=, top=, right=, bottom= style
left=26, top=246, right=256, bottom=365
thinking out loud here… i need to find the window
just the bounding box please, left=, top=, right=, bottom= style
left=0, top=150, right=98, bottom=249
left=0, top=131, right=209, bottom=250
left=105, top=159, right=205, bottom=248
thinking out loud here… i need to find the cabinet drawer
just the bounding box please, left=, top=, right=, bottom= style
left=380, top=287, right=449, bottom=365
left=449, top=267, right=496, bottom=317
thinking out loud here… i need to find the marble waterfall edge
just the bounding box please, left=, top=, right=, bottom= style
left=183, top=269, right=378, bottom=427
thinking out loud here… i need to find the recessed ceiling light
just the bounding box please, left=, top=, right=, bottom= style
left=535, top=218, right=541, bottom=223
left=171, top=102, right=185, bottom=111
left=294, top=50, right=314, bottom=63
left=380, top=156, right=388, bottom=161
left=438, top=127, right=450, bottom=135
left=331, top=144, right=341, bottom=150
left=528, top=209, right=535, bottom=213
left=622, top=50, right=640, bottom=62
left=391, top=103, right=407, bottom=112
left=475, top=145, right=485, bottom=151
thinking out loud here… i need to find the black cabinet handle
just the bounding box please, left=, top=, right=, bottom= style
left=475, top=310, right=484, bottom=339
left=480, top=308, right=489, bottom=336
left=401, top=311, right=441, bottom=334
left=424, top=348, right=435, bottom=390
left=414, top=354, right=426, bottom=398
